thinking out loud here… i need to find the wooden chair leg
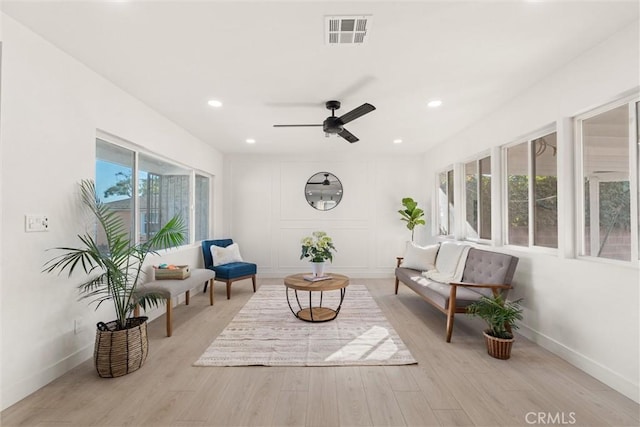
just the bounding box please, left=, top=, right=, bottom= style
left=252, top=275, right=256, bottom=292
left=446, top=286, right=458, bottom=343
left=394, top=277, right=399, bottom=294
left=209, top=279, right=215, bottom=305
left=203, top=281, right=208, bottom=293
left=166, top=298, right=173, bottom=337
left=185, top=290, right=190, bottom=306
left=226, top=281, right=231, bottom=300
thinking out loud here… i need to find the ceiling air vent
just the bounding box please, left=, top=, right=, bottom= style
left=325, top=15, right=371, bottom=45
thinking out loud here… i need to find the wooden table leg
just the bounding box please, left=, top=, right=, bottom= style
left=166, top=298, right=173, bottom=337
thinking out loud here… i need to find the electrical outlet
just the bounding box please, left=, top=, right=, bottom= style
left=74, top=318, right=83, bottom=334
left=25, top=214, right=49, bottom=232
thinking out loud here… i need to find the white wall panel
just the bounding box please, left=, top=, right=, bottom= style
left=227, top=154, right=425, bottom=278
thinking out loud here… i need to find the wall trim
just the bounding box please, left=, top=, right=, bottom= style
left=2, top=344, right=93, bottom=411
left=518, top=324, right=639, bottom=403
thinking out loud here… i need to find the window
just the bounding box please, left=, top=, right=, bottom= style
left=505, top=131, right=558, bottom=248
left=437, top=169, right=454, bottom=235
left=578, top=101, right=637, bottom=261
left=138, top=154, right=191, bottom=244
left=195, top=174, right=210, bottom=241
left=96, top=137, right=211, bottom=247
left=532, top=133, right=558, bottom=248
left=465, top=156, right=492, bottom=240
left=95, top=140, right=134, bottom=251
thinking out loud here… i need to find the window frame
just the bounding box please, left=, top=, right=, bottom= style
left=463, top=152, right=492, bottom=244
left=435, top=166, right=455, bottom=237
left=502, top=125, right=558, bottom=253
left=96, top=132, right=212, bottom=247
left=575, top=95, right=639, bottom=264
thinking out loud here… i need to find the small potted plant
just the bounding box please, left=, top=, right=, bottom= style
left=466, top=293, right=523, bottom=360
left=398, top=197, right=425, bottom=242
left=300, top=231, right=337, bottom=277
left=44, top=179, right=186, bottom=377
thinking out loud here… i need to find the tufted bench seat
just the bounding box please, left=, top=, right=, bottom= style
left=395, top=245, right=518, bottom=342
left=134, top=268, right=216, bottom=337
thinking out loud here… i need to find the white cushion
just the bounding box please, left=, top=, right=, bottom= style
left=211, top=243, right=243, bottom=266
left=401, top=242, right=439, bottom=271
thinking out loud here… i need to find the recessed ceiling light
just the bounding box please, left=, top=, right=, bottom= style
left=427, top=99, right=442, bottom=108
left=393, top=139, right=403, bottom=144
left=246, top=138, right=256, bottom=144
left=207, top=99, right=223, bottom=108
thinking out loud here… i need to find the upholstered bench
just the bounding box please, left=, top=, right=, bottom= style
left=134, top=268, right=216, bottom=337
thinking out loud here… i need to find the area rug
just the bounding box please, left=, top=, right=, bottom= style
left=194, top=284, right=417, bottom=366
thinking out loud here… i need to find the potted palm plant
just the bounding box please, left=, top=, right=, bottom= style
left=44, top=179, right=186, bottom=377
left=398, top=197, right=425, bottom=241
left=466, top=294, right=523, bottom=360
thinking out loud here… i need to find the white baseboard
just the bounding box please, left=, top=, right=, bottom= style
left=257, top=270, right=395, bottom=279
left=1, top=343, right=93, bottom=411
left=518, top=324, right=639, bottom=403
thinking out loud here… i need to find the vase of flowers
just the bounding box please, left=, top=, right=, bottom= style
left=300, top=231, right=337, bottom=276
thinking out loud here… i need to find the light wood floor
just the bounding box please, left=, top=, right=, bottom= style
left=2, top=278, right=639, bottom=426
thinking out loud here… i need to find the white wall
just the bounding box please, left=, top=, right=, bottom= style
left=224, top=153, right=426, bottom=279
left=0, top=15, right=224, bottom=410
left=422, top=21, right=640, bottom=402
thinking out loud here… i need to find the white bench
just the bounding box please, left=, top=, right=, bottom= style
left=134, top=268, right=216, bottom=337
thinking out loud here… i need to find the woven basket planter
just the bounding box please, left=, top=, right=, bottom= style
left=94, top=316, right=148, bottom=378
left=483, top=331, right=514, bottom=360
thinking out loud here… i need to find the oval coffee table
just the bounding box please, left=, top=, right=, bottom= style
left=284, top=273, right=349, bottom=322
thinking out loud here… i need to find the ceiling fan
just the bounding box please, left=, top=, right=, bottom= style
left=307, top=173, right=332, bottom=185
left=273, top=100, right=375, bottom=143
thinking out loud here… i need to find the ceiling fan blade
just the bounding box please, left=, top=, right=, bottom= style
left=338, top=103, right=376, bottom=125
left=265, top=101, right=324, bottom=108
left=273, top=124, right=323, bottom=127
left=338, top=128, right=359, bottom=143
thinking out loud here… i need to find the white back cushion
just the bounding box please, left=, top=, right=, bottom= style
left=211, top=243, right=243, bottom=266
left=401, top=242, right=439, bottom=271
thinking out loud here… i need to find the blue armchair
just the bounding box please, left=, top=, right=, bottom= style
left=201, top=239, right=257, bottom=300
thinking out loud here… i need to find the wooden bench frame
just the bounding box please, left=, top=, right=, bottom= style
left=135, top=269, right=216, bottom=337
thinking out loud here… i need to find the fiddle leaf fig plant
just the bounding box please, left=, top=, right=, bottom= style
left=43, top=179, right=186, bottom=330
left=398, top=197, right=426, bottom=241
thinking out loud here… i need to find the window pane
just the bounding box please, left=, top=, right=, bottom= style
left=139, top=154, right=191, bottom=245
left=533, top=132, right=558, bottom=248
left=447, top=169, right=455, bottom=233
left=95, top=139, right=134, bottom=251
left=637, top=101, right=640, bottom=260
left=465, top=161, right=478, bottom=238
left=195, top=174, right=210, bottom=241
left=479, top=156, right=492, bottom=240
left=507, top=143, right=529, bottom=246
left=438, top=172, right=448, bottom=235
left=582, top=105, right=631, bottom=260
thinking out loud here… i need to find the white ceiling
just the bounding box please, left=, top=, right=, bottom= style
left=2, top=1, right=638, bottom=155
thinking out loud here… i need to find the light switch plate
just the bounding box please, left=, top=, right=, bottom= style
left=25, top=214, right=49, bottom=232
